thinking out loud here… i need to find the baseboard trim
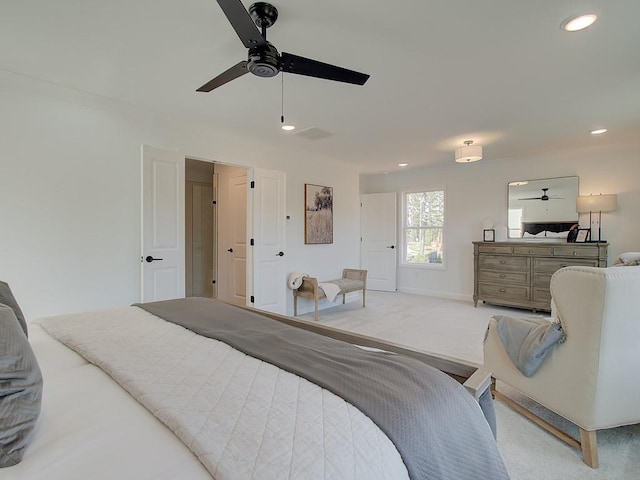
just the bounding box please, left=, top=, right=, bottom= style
left=397, top=287, right=471, bottom=303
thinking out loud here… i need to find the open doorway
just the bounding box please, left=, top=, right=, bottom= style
left=185, top=159, right=248, bottom=306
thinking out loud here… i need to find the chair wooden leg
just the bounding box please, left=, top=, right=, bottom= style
left=314, top=298, right=318, bottom=321
left=293, top=295, right=298, bottom=316
left=362, top=289, right=366, bottom=307
left=493, top=388, right=599, bottom=469
left=342, top=294, right=346, bottom=304
left=580, top=428, right=598, bottom=468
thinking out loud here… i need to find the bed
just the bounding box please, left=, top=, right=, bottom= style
left=3, top=296, right=510, bottom=480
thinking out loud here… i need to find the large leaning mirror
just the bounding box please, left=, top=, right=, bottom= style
left=507, top=176, right=579, bottom=238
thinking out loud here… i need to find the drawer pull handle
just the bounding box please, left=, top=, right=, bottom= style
left=499, top=288, right=506, bottom=292
left=573, top=252, right=577, bottom=256
left=499, top=274, right=506, bottom=278
left=499, top=260, right=506, bottom=264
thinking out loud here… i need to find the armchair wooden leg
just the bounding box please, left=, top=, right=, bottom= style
left=362, top=289, right=366, bottom=307
left=293, top=295, right=298, bottom=316
left=493, top=388, right=600, bottom=469
left=314, top=298, right=319, bottom=321
left=580, top=429, right=598, bottom=468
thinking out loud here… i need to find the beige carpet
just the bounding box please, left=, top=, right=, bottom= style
left=297, top=290, right=639, bottom=480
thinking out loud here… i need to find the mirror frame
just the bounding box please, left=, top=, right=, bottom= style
left=507, top=176, right=579, bottom=239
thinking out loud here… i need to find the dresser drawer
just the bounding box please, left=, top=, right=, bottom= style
left=533, top=272, right=552, bottom=288
left=533, top=287, right=552, bottom=304
left=478, top=283, right=530, bottom=302
left=479, top=255, right=530, bottom=271
left=478, top=245, right=513, bottom=254
left=479, top=270, right=529, bottom=285
left=534, top=258, right=599, bottom=274
left=513, top=245, right=554, bottom=256
left=552, top=246, right=600, bottom=258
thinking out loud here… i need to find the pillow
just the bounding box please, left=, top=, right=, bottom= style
left=613, top=252, right=640, bottom=266
left=0, top=281, right=27, bottom=337
left=0, top=304, right=43, bottom=467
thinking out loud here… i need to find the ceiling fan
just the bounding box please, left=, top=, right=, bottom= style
left=196, top=0, right=370, bottom=92
left=519, top=188, right=564, bottom=201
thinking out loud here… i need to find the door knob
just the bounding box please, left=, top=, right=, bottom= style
left=276, top=251, right=284, bottom=257
left=227, top=248, right=233, bottom=253
left=145, top=256, right=163, bottom=263
left=386, top=245, right=395, bottom=249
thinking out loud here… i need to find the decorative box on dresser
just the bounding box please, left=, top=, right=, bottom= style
left=473, top=241, right=608, bottom=312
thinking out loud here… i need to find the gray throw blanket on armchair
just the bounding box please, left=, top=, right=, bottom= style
left=494, top=315, right=566, bottom=377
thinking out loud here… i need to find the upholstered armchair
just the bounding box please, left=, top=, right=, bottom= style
left=484, top=265, right=640, bottom=468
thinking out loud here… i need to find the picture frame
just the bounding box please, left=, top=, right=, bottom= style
left=304, top=184, right=333, bottom=244
left=575, top=228, right=590, bottom=243
left=483, top=229, right=495, bottom=242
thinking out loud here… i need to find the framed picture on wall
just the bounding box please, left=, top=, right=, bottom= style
left=575, top=228, right=590, bottom=243
left=304, top=184, right=333, bottom=244
left=483, top=229, right=495, bottom=242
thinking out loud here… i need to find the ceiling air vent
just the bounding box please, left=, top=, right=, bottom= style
left=294, top=127, right=333, bottom=140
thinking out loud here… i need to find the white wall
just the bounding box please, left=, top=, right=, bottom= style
left=360, top=142, right=640, bottom=301
left=0, top=78, right=361, bottom=319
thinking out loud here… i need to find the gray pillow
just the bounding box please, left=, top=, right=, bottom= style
left=0, top=281, right=27, bottom=337
left=0, top=304, right=43, bottom=467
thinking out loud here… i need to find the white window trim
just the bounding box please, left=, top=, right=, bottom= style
left=400, top=188, right=446, bottom=269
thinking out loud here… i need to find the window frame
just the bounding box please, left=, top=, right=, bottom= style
left=400, top=188, right=446, bottom=269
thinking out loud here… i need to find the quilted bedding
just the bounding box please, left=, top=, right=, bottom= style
left=37, top=307, right=409, bottom=480
left=37, top=300, right=509, bottom=480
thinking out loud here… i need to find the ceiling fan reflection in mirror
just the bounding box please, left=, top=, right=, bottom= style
left=519, top=188, right=564, bottom=201
left=197, top=0, right=370, bottom=92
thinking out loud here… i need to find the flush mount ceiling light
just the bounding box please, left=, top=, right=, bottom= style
left=398, top=163, right=408, bottom=167
left=590, top=128, right=607, bottom=135
left=455, top=140, right=482, bottom=163
left=281, top=124, right=295, bottom=131
left=561, top=13, right=598, bottom=32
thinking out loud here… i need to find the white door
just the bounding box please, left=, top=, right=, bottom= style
left=361, top=192, right=397, bottom=291
left=216, top=164, right=247, bottom=306
left=250, top=168, right=286, bottom=314
left=141, top=145, right=185, bottom=302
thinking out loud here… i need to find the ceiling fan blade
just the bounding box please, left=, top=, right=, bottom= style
left=281, top=52, right=370, bottom=85
left=518, top=197, right=542, bottom=200
left=216, top=0, right=266, bottom=48
left=196, top=61, right=248, bottom=92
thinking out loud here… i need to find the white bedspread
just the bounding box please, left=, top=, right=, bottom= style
left=35, top=307, right=409, bottom=480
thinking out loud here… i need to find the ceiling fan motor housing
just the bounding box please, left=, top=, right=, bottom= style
left=248, top=42, right=280, bottom=77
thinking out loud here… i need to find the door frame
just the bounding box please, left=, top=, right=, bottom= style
left=144, top=149, right=286, bottom=312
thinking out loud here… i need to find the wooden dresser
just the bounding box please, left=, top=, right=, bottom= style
left=473, top=241, right=608, bottom=312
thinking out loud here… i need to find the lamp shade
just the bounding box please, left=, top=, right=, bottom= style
left=455, top=144, right=482, bottom=163
left=576, top=194, right=617, bottom=213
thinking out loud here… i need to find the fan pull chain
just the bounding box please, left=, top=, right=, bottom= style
left=281, top=73, right=285, bottom=125
left=280, top=74, right=294, bottom=131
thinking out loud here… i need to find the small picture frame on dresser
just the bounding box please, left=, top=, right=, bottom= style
left=483, top=229, right=495, bottom=242
left=575, top=228, right=590, bottom=243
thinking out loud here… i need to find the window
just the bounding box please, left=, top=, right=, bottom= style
left=402, top=190, right=445, bottom=266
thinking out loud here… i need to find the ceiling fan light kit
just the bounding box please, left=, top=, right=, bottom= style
left=455, top=140, right=482, bottom=163
left=197, top=1, right=370, bottom=93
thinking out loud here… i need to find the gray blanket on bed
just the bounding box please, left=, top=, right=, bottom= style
left=135, top=298, right=509, bottom=480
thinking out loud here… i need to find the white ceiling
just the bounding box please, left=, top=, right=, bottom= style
left=2, top=1, right=639, bottom=174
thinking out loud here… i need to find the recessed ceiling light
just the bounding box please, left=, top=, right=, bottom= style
left=398, top=163, right=408, bottom=167
left=281, top=124, right=295, bottom=131
left=561, top=13, right=597, bottom=32
left=590, top=128, right=607, bottom=135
